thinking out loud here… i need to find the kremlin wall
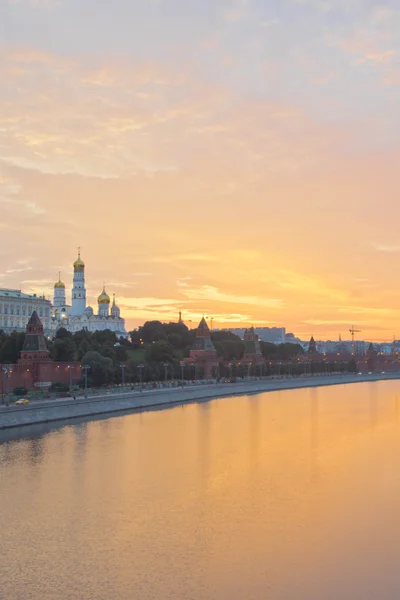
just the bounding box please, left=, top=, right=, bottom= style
left=1, top=308, right=400, bottom=394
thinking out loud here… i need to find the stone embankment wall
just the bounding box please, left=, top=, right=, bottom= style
left=1, top=374, right=399, bottom=431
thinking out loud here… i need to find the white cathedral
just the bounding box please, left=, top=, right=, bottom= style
left=51, top=251, right=129, bottom=338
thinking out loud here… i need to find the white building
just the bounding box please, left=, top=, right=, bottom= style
left=52, top=251, right=129, bottom=339
left=0, top=289, right=52, bottom=334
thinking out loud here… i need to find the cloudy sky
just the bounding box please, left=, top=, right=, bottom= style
left=1, top=0, right=400, bottom=339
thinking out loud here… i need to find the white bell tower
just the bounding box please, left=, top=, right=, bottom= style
left=71, top=248, right=87, bottom=316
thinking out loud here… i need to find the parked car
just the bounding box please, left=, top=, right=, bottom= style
left=15, top=399, right=29, bottom=405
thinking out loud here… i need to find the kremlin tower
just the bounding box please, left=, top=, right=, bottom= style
left=189, top=317, right=218, bottom=377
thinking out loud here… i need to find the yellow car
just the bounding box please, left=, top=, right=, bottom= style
left=15, top=399, right=29, bottom=405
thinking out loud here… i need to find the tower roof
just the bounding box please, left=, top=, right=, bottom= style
left=197, top=316, right=210, bottom=334
left=54, top=272, right=65, bottom=289
left=27, top=310, right=42, bottom=326
left=98, top=286, right=110, bottom=305
left=73, top=248, right=85, bottom=270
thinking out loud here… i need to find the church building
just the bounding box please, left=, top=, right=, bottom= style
left=51, top=251, right=129, bottom=339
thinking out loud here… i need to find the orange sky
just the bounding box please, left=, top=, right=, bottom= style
left=1, top=0, right=400, bottom=340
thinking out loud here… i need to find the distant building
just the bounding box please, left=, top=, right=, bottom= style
left=0, top=289, right=51, bottom=335
left=222, top=327, right=286, bottom=344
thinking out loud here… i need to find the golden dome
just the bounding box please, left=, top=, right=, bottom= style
left=54, top=278, right=65, bottom=289
left=98, top=286, right=110, bottom=305
left=73, top=249, right=85, bottom=270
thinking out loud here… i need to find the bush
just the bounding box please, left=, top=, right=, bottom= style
left=13, top=386, right=28, bottom=396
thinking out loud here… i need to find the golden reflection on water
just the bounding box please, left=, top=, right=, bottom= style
left=2, top=381, right=400, bottom=599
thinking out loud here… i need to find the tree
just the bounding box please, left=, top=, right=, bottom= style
left=115, top=345, right=128, bottom=362
left=137, top=321, right=167, bottom=344
left=144, top=341, right=177, bottom=364
left=51, top=337, right=76, bottom=362
left=55, top=327, right=72, bottom=340
left=100, top=344, right=117, bottom=363
left=77, top=338, right=91, bottom=360
left=82, top=351, right=114, bottom=386
left=0, top=332, right=26, bottom=363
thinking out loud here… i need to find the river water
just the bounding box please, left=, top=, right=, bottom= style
left=1, top=381, right=400, bottom=599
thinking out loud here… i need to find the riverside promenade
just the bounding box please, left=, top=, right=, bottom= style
left=1, top=373, right=399, bottom=431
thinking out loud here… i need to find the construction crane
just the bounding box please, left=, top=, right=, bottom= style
left=349, top=325, right=361, bottom=356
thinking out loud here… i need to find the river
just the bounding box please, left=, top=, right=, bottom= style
left=1, top=380, right=400, bottom=599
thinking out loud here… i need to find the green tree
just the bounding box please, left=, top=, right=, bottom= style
left=77, top=338, right=91, bottom=360
left=115, top=345, right=128, bottom=362
left=100, top=344, right=117, bottom=363
left=51, top=337, right=76, bottom=362
left=144, top=341, right=177, bottom=364
left=82, top=351, right=114, bottom=387
left=55, top=327, right=72, bottom=340
left=0, top=332, right=25, bottom=363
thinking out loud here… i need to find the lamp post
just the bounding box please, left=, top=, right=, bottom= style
left=120, top=364, right=126, bottom=386
left=2, top=365, right=10, bottom=407
left=138, top=364, right=144, bottom=392
left=228, top=362, right=233, bottom=379
left=69, top=364, right=74, bottom=395
left=194, top=362, right=198, bottom=381
left=247, top=362, right=252, bottom=378
left=180, top=362, right=185, bottom=387
left=83, top=364, right=90, bottom=398
left=162, top=362, right=168, bottom=383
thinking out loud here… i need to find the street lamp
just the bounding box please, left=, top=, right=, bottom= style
left=162, top=362, right=168, bottom=383
left=194, top=362, right=198, bottom=381
left=180, top=362, right=185, bottom=387
left=82, top=364, right=90, bottom=398
left=120, top=364, right=126, bottom=386
left=2, top=365, right=10, bottom=407
left=138, top=364, right=145, bottom=392
left=69, top=364, right=74, bottom=395
left=247, top=362, right=252, bottom=378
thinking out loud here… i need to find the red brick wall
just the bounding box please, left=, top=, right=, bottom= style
left=0, top=361, right=82, bottom=392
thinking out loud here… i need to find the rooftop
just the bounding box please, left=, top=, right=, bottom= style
left=0, top=288, right=50, bottom=302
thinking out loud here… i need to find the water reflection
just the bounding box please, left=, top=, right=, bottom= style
left=369, top=383, right=378, bottom=432
left=309, top=387, right=320, bottom=480
left=1, top=380, right=400, bottom=600
left=248, top=393, right=260, bottom=478
left=197, top=401, right=211, bottom=490
left=27, top=438, right=44, bottom=465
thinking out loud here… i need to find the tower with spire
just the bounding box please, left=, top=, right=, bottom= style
left=111, top=294, right=120, bottom=318
left=188, top=316, right=217, bottom=377
left=71, top=248, right=87, bottom=316
left=20, top=310, right=51, bottom=361
left=53, top=273, right=66, bottom=309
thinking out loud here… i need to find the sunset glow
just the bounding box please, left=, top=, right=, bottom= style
left=2, top=0, right=400, bottom=339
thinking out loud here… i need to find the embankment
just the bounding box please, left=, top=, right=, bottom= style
left=1, top=373, right=399, bottom=431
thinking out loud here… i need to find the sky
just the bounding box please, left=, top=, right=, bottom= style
left=1, top=0, right=400, bottom=340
